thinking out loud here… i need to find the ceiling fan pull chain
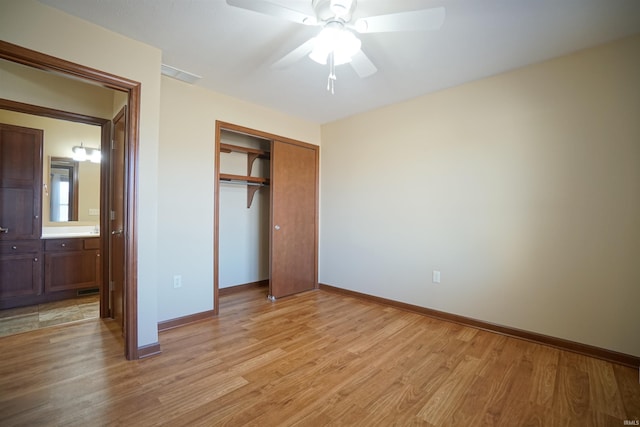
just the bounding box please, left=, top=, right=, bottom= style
left=327, top=52, right=337, bottom=94
left=327, top=73, right=336, bottom=94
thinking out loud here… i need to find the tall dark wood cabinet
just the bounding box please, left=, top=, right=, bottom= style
left=0, top=123, right=44, bottom=303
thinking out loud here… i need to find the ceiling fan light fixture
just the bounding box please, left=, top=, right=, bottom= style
left=309, top=26, right=361, bottom=65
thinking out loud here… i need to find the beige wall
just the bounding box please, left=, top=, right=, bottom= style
left=1, top=0, right=162, bottom=347
left=0, top=58, right=116, bottom=119
left=157, top=76, right=319, bottom=321
left=320, top=34, right=640, bottom=357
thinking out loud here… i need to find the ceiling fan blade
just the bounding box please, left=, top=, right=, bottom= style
left=354, top=6, right=445, bottom=33
left=349, top=49, right=377, bottom=78
left=226, top=0, right=315, bottom=25
left=272, top=38, right=316, bottom=69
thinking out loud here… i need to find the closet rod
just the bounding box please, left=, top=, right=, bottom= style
left=220, top=180, right=267, bottom=187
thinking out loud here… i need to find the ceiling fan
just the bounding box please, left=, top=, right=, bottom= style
left=226, top=0, right=445, bottom=93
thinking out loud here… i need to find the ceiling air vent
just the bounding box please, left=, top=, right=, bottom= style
left=161, top=64, right=201, bottom=84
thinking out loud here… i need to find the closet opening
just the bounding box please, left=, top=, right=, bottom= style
left=214, top=121, right=319, bottom=314
left=217, top=128, right=271, bottom=301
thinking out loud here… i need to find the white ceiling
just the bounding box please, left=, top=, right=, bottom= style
left=37, top=0, right=640, bottom=124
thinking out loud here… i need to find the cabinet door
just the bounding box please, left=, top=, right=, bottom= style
left=0, top=253, right=42, bottom=299
left=0, top=123, right=43, bottom=240
left=45, top=250, right=100, bottom=292
left=269, top=140, right=318, bottom=299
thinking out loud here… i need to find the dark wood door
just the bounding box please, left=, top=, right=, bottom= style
left=0, top=123, right=42, bottom=240
left=269, top=140, right=318, bottom=299
left=110, top=107, right=126, bottom=333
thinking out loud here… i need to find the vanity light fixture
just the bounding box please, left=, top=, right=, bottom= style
left=72, top=144, right=86, bottom=161
left=72, top=143, right=101, bottom=163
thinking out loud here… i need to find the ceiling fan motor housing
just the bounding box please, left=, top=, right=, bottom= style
left=313, top=0, right=357, bottom=22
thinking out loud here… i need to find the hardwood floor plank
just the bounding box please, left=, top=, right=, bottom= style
left=417, top=355, right=483, bottom=424
left=527, top=344, right=560, bottom=408
left=553, top=352, right=592, bottom=422
left=0, top=288, right=638, bottom=426
left=586, top=356, right=627, bottom=419
left=474, top=352, right=522, bottom=424
left=613, top=363, right=640, bottom=419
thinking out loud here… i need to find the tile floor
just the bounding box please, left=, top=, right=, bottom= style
left=0, top=295, right=100, bottom=337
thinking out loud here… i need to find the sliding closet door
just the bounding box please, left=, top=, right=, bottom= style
left=269, top=140, right=318, bottom=299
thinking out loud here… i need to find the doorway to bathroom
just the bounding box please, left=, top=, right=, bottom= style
left=0, top=40, right=140, bottom=359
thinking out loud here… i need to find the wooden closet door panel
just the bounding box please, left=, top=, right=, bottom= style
left=270, top=140, right=318, bottom=299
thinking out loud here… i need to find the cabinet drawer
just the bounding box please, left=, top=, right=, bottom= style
left=84, top=238, right=100, bottom=250
left=44, top=239, right=84, bottom=251
left=0, top=240, right=42, bottom=254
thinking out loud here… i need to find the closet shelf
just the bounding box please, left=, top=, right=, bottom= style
left=219, top=143, right=270, bottom=159
left=219, top=173, right=270, bottom=185
left=219, top=173, right=269, bottom=209
left=219, top=142, right=270, bottom=209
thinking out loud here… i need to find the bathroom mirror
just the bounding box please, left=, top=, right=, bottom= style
left=47, top=151, right=101, bottom=224
left=49, top=157, right=79, bottom=222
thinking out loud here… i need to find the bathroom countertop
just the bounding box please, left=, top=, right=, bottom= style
left=41, top=226, right=100, bottom=239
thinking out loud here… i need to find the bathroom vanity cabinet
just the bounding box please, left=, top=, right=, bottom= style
left=0, top=237, right=101, bottom=309
left=44, top=238, right=101, bottom=293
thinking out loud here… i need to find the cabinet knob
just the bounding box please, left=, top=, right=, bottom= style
left=274, top=225, right=281, bottom=230
left=61, top=243, right=66, bottom=247
left=33, top=257, right=38, bottom=262
left=12, top=245, right=17, bottom=250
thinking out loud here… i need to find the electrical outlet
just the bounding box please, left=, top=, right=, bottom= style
left=432, top=270, right=441, bottom=284
left=173, top=275, right=182, bottom=289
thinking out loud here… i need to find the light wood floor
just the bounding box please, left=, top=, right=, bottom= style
left=0, top=286, right=638, bottom=426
